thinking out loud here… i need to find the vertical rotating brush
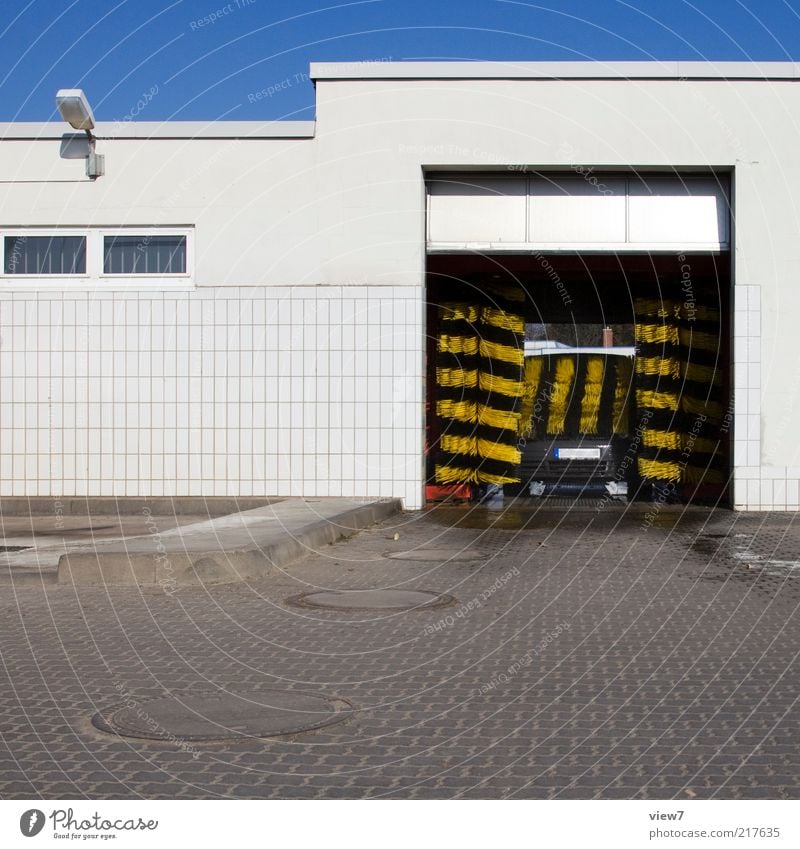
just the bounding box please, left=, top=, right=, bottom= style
left=516, top=353, right=632, bottom=442
left=634, top=297, right=684, bottom=482
left=434, top=282, right=526, bottom=486
left=634, top=293, right=725, bottom=488
left=677, top=301, right=725, bottom=486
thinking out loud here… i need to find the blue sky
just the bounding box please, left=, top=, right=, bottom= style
left=2, top=0, right=800, bottom=122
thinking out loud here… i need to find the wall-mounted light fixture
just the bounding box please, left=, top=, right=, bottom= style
left=55, top=89, right=104, bottom=179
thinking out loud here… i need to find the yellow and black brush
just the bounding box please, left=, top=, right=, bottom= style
left=434, top=281, right=526, bottom=486
left=633, top=292, right=725, bottom=486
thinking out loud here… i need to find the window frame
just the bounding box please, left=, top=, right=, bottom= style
left=1, top=230, right=90, bottom=280
left=0, top=226, right=194, bottom=290
left=101, top=230, right=189, bottom=278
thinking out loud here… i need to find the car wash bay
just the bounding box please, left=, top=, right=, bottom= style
left=424, top=173, right=732, bottom=505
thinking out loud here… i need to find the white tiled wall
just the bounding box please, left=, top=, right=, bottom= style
left=0, top=286, right=424, bottom=509
left=731, top=283, right=789, bottom=510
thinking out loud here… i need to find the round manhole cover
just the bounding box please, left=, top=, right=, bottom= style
left=92, top=690, right=350, bottom=742
left=287, top=588, right=455, bottom=611
left=384, top=547, right=487, bottom=563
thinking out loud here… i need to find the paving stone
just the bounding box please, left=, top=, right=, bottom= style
left=2, top=506, right=800, bottom=798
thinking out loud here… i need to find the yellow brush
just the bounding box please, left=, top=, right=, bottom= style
left=546, top=356, right=575, bottom=435
left=579, top=356, right=604, bottom=435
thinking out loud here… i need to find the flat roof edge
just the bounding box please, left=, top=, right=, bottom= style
left=0, top=121, right=316, bottom=141
left=310, top=60, right=800, bottom=81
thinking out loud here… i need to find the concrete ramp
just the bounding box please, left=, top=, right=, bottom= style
left=57, top=498, right=401, bottom=588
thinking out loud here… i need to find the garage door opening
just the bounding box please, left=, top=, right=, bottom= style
left=424, top=173, right=732, bottom=507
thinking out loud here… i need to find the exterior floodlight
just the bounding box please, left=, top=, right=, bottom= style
left=55, top=88, right=104, bottom=180
left=56, top=89, right=95, bottom=132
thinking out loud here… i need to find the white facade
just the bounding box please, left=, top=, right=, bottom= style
left=0, top=61, right=798, bottom=509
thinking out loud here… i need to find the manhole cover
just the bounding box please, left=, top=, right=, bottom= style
left=384, top=547, right=486, bottom=562
left=92, top=690, right=350, bottom=741
left=287, top=588, right=456, bottom=611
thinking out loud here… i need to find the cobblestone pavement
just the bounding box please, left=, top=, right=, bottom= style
left=1, top=502, right=799, bottom=800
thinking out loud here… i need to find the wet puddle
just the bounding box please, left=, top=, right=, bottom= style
left=689, top=531, right=800, bottom=596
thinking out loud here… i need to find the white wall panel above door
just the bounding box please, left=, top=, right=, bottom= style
left=426, top=173, right=730, bottom=252
left=529, top=178, right=627, bottom=244
left=427, top=178, right=527, bottom=243
left=627, top=178, right=730, bottom=246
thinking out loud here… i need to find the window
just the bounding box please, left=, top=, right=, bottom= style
left=0, top=227, right=193, bottom=288
left=4, top=235, right=86, bottom=275
left=104, top=235, right=187, bottom=275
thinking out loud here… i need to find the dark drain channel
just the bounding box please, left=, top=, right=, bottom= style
left=92, top=690, right=350, bottom=742
left=287, top=589, right=456, bottom=611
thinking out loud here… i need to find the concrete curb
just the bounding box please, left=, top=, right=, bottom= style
left=57, top=498, right=402, bottom=588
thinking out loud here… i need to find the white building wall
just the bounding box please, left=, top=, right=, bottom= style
left=309, top=73, right=800, bottom=510
left=2, top=63, right=800, bottom=509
